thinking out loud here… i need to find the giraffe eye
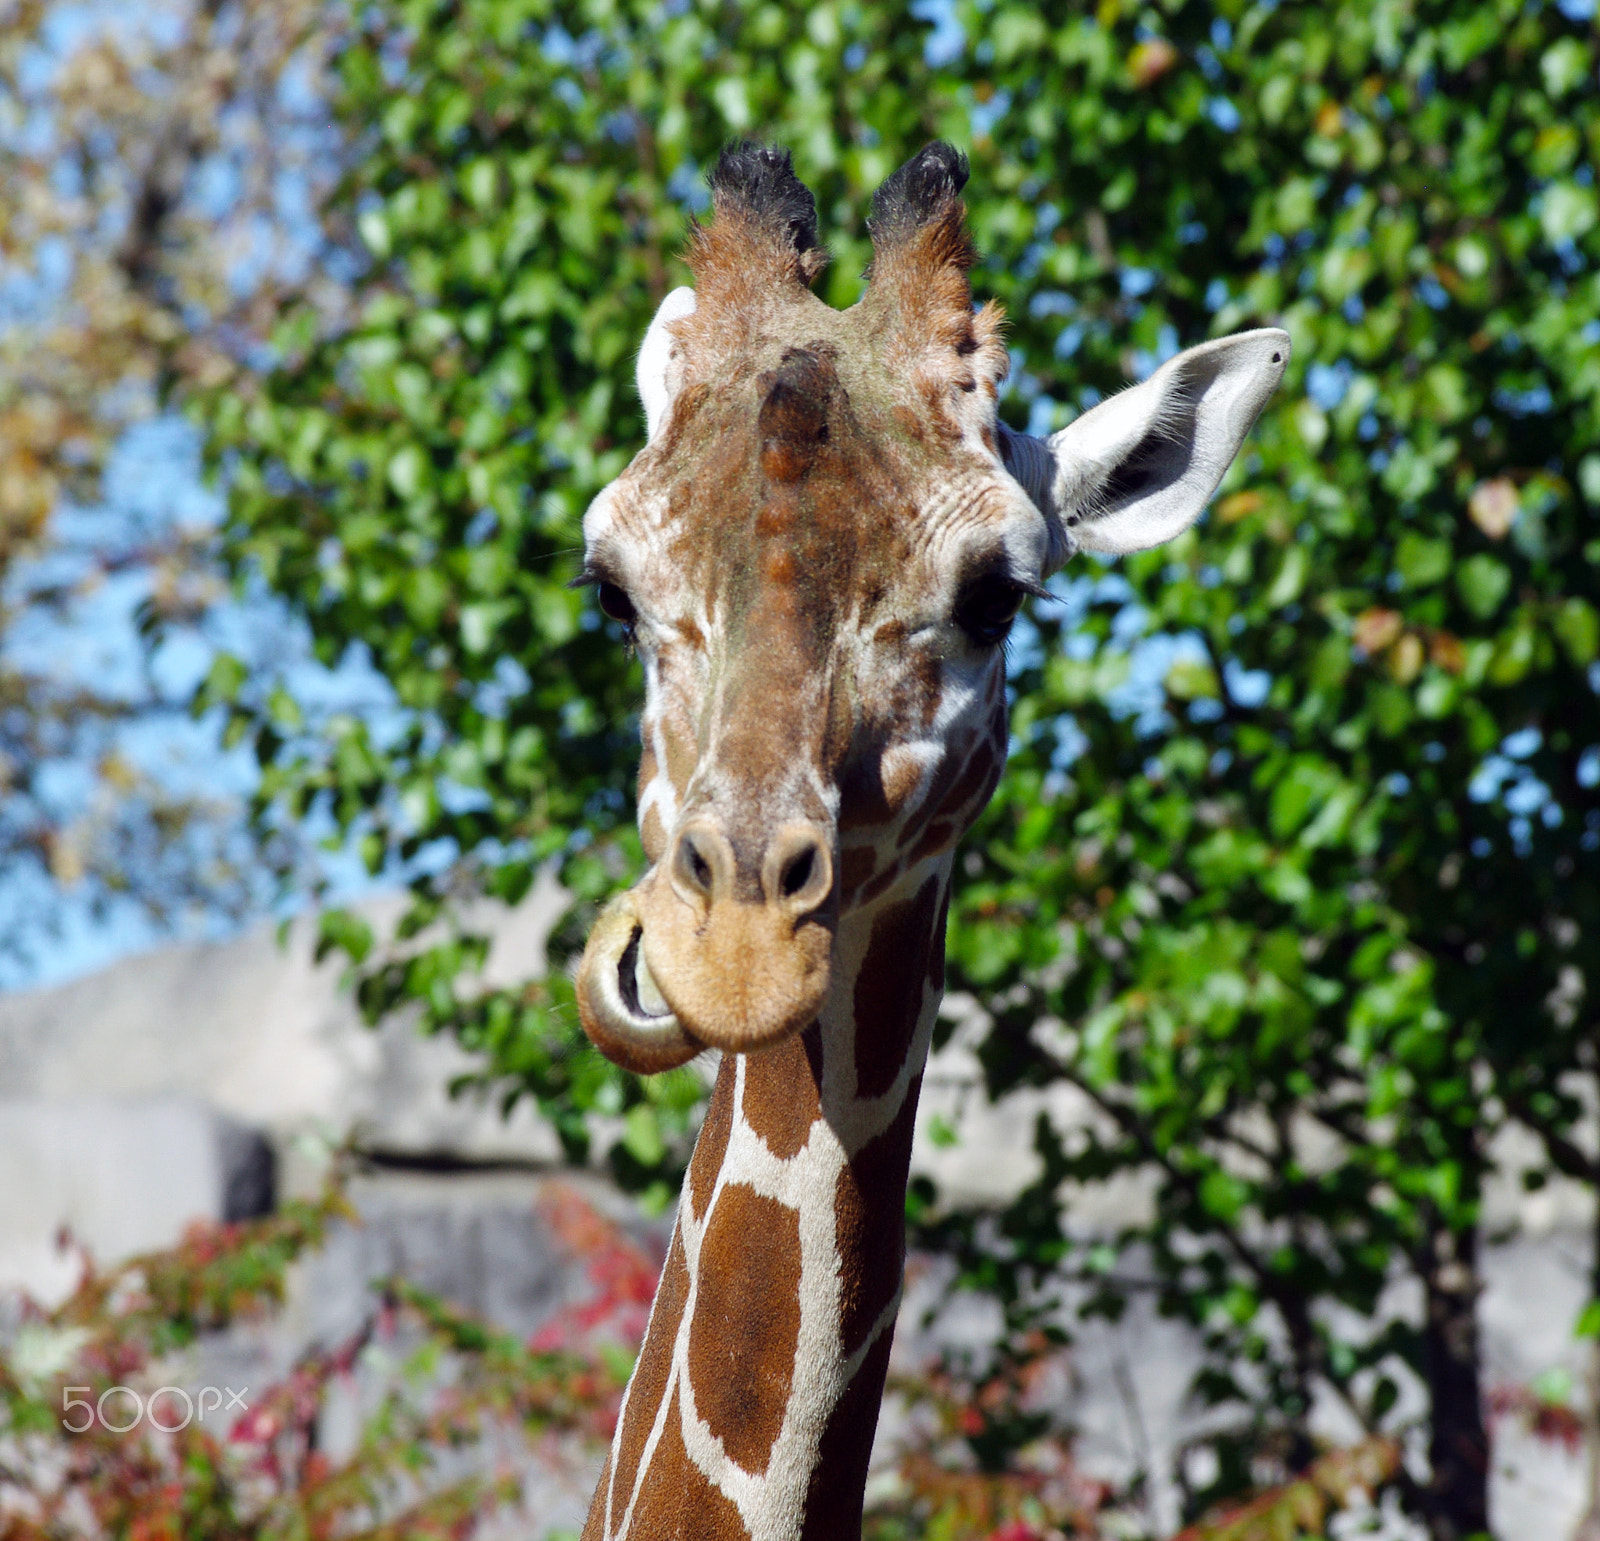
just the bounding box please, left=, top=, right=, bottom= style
left=954, top=574, right=1025, bottom=647
left=597, top=581, right=637, bottom=628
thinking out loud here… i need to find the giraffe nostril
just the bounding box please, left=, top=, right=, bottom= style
left=669, top=821, right=736, bottom=913
left=779, top=847, right=815, bottom=899
left=676, top=831, right=715, bottom=899
left=763, top=825, right=833, bottom=915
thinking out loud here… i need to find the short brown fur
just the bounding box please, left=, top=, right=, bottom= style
left=688, top=1184, right=803, bottom=1474
left=625, top=1393, right=752, bottom=1540
left=743, top=1033, right=824, bottom=1161
left=608, top=1230, right=690, bottom=1512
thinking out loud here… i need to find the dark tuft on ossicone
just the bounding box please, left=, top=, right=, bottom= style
left=709, top=141, right=821, bottom=256
left=868, top=142, right=971, bottom=239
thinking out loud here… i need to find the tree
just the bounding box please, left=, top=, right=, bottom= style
left=0, top=0, right=346, bottom=965
left=193, top=2, right=1600, bottom=1537
left=930, top=5, right=1600, bottom=1535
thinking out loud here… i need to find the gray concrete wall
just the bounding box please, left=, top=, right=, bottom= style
left=0, top=880, right=567, bottom=1171
left=0, top=1097, right=273, bottom=1298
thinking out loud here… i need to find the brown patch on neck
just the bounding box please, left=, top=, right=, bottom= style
left=833, top=1079, right=922, bottom=1356
left=602, top=1228, right=691, bottom=1520
left=579, top=1455, right=610, bottom=1541
left=687, top=1059, right=736, bottom=1221
left=907, top=817, right=958, bottom=866
left=898, top=706, right=1006, bottom=860
left=928, top=884, right=950, bottom=992
left=687, top=1183, right=803, bottom=1476
left=742, top=1032, right=823, bottom=1161
left=853, top=875, right=943, bottom=1101
left=836, top=844, right=878, bottom=908
left=905, top=751, right=1001, bottom=866
left=624, top=1381, right=751, bottom=1539
left=798, top=1328, right=894, bottom=1541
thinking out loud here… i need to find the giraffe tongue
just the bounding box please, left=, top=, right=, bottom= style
left=622, top=926, right=671, bottom=1017
left=575, top=893, right=704, bottom=1075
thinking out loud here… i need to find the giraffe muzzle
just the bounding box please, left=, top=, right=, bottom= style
left=575, top=821, right=837, bottom=1070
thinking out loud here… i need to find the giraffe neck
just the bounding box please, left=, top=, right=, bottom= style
left=583, top=860, right=953, bottom=1541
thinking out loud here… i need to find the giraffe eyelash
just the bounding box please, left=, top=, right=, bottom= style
left=953, top=572, right=1053, bottom=649
left=571, top=565, right=640, bottom=640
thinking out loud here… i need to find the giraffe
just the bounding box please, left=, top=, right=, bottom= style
left=571, top=141, right=1288, bottom=1539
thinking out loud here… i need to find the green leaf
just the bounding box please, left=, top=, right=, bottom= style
left=1553, top=599, right=1599, bottom=666
left=200, top=652, right=247, bottom=706
left=1200, top=1169, right=1249, bottom=1222
left=387, top=444, right=428, bottom=500
left=267, top=685, right=303, bottom=729
left=1541, top=39, right=1591, bottom=98
left=1456, top=554, right=1511, bottom=619
left=463, top=158, right=498, bottom=210
left=1488, top=615, right=1538, bottom=685
left=1395, top=532, right=1451, bottom=588
left=1265, top=545, right=1310, bottom=608
left=357, top=208, right=391, bottom=260
left=712, top=76, right=752, bottom=131
left=1293, top=398, right=1329, bottom=452
left=1541, top=182, right=1598, bottom=244
left=1269, top=759, right=1336, bottom=838
left=1166, top=656, right=1220, bottom=700
left=1579, top=454, right=1600, bottom=506
left=622, top=1104, right=665, bottom=1168
left=317, top=908, right=374, bottom=966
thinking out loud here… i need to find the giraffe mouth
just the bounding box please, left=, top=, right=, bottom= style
left=617, top=924, right=671, bottom=1018
left=575, top=873, right=834, bottom=1072
left=574, top=892, right=703, bottom=1074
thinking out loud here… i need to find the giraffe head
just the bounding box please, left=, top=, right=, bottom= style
left=575, top=143, right=1287, bottom=1072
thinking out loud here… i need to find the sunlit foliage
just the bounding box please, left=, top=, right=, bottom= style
left=186, top=2, right=1600, bottom=1535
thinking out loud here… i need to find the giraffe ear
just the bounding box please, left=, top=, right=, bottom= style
left=637, top=286, right=698, bottom=441
left=1004, top=329, right=1290, bottom=560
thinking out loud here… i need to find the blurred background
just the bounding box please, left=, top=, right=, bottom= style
left=1, top=0, right=1597, bottom=1537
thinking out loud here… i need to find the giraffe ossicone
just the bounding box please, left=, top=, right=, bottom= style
left=573, top=140, right=1288, bottom=1539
